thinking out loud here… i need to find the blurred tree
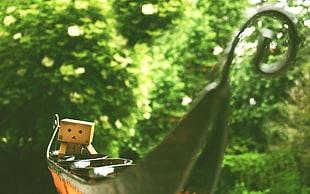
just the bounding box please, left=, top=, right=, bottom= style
left=112, top=0, right=185, bottom=46
left=0, top=0, right=149, bottom=157
left=124, top=0, right=248, bottom=156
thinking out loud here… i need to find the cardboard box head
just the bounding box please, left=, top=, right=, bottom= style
left=58, top=119, right=95, bottom=145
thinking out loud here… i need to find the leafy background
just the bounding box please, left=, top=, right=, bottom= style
left=0, top=0, right=309, bottom=193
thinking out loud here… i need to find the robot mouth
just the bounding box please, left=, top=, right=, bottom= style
left=72, top=136, right=76, bottom=139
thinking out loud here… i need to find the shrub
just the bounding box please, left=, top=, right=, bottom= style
left=218, top=152, right=304, bottom=194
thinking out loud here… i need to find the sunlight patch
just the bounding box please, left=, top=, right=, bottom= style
left=13, top=32, right=22, bottom=40
left=3, top=15, right=16, bottom=26
left=42, top=56, right=55, bottom=68
left=142, top=4, right=157, bottom=15
left=67, top=25, right=84, bottom=37
left=182, top=96, right=192, bottom=106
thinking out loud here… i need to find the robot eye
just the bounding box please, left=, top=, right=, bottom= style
left=79, top=130, right=83, bottom=134
left=68, top=128, right=72, bottom=132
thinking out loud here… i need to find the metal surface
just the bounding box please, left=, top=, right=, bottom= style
left=47, top=7, right=300, bottom=194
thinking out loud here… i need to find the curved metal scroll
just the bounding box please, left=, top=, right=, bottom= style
left=222, top=7, right=300, bottom=82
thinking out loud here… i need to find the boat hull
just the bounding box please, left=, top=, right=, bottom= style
left=47, top=156, right=119, bottom=194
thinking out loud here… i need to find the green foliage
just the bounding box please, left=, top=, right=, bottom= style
left=282, top=8, right=310, bottom=188
left=225, top=2, right=310, bottom=154
left=0, top=0, right=148, bottom=156
left=228, top=55, right=294, bottom=153
left=151, top=0, right=248, bottom=96
left=126, top=43, right=188, bottom=156
left=219, top=152, right=305, bottom=194
left=112, top=0, right=185, bottom=46
left=125, top=0, right=248, bottom=156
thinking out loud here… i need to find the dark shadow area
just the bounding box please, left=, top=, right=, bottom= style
left=0, top=149, right=57, bottom=194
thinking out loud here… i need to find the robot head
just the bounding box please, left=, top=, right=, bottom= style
left=58, top=119, right=95, bottom=144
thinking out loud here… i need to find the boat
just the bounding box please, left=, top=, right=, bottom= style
left=47, top=7, right=299, bottom=194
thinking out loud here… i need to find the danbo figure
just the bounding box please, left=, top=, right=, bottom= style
left=57, top=118, right=97, bottom=158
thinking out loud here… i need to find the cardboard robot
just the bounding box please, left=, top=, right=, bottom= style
left=57, top=118, right=97, bottom=158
